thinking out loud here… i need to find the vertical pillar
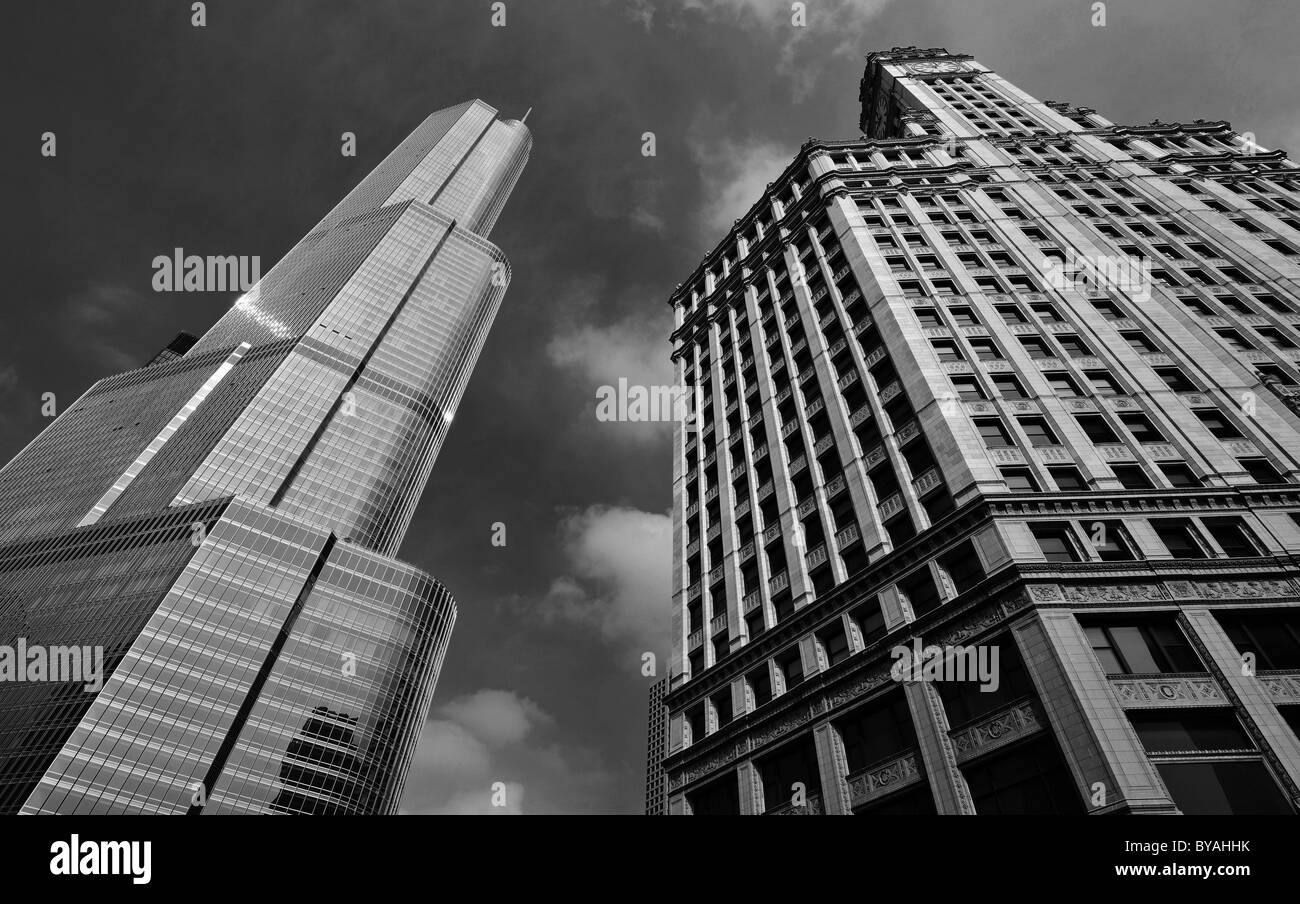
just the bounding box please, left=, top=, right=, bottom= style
left=737, top=760, right=763, bottom=815
left=813, top=721, right=851, bottom=814
left=1011, top=610, right=1177, bottom=814
left=1180, top=608, right=1300, bottom=808
left=903, top=680, right=975, bottom=814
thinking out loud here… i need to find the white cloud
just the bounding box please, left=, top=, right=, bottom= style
left=436, top=689, right=553, bottom=747
left=401, top=687, right=623, bottom=815
left=402, top=689, right=551, bottom=815
left=688, top=132, right=796, bottom=238
left=546, top=276, right=674, bottom=392
left=414, top=719, right=492, bottom=777
left=539, top=505, right=672, bottom=657
left=430, top=782, right=526, bottom=815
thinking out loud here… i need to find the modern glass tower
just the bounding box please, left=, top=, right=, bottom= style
left=660, top=48, right=1300, bottom=815
left=0, top=99, right=530, bottom=814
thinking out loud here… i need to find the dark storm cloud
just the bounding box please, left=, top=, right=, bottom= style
left=8, top=0, right=1298, bottom=813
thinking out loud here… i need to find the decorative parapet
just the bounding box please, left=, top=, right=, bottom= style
left=765, top=794, right=823, bottom=815
left=950, top=699, right=1043, bottom=764
left=847, top=751, right=922, bottom=809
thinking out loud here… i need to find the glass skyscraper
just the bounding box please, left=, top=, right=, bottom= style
left=0, top=99, right=530, bottom=814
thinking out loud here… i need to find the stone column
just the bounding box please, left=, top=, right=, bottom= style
left=1011, top=609, right=1178, bottom=814
left=903, top=680, right=975, bottom=814
left=1179, top=607, right=1300, bottom=808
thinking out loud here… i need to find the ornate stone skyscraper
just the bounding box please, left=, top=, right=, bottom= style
left=661, top=48, right=1300, bottom=815
left=0, top=99, right=530, bottom=814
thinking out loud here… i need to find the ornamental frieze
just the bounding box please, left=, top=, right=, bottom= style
left=823, top=664, right=895, bottom=709
left=668, top=743, right=744, bottom=790
left=1060, top=583, right=1167, bottom=604
left=847, top=752, right=921, bottom=808
left=1109, top=676, right=1223, bottom=708
left=951, top=700, right=1042, bottom=764
left=1194, top=579, right=1296, bottom=600
left=1259, top=673, right=1300, bottom=705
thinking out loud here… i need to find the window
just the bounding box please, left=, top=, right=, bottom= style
left=687, top=704, right=707, bottom=743
left=950, top=375, right=985, bottom=400
left=969, top=338, right=1003, bottom=361
left=1155, top=367, right=1196, bottom=392
left=1112, top=464, right=1154, bottom=490
left=1120, top=412, right=1164, bottom=443
left=991, top=374, right=1028, bottom=398
left=1031, top=303, right=1064, bottom=323
left=1258, top=327, right=1297, bottom=350
left=713, top=688, right=734, bottom=728
left=1031, top=523, right=1080, bottom=562
left=1018, top=417, right=1059, bottom=447
left=1083, top=620, right=1202, bottom=673
left=1152, top=518, right=1207, bottom=559
left=818, top=621, right=852, bottom=668
left=1121, top=331, right=1160, bottom=354
left=1154, top=762, right=1293, bottom=815
left=1085, top=519, right=1136, bottom=561
left=1203, top=517, right=1260, bottom=557
left=898, top=567, right=942, bottom=617
left=931, top=339, right=963, bottom=362
left=1001, top=467, right=1040, bottom=491
left=757, top=737, right=821, bottom=813
left=853, top=599, right=887, bottom=646
left=996, top=304, right=1027, bottom=324
left=778, top=648, right=804, bottom=691
left=687, top=773, right=740, bottom=815
left=915, top=308, right=942, bottom=328
left=1239, top=457, right=1285, bottom=484
left=1195, top=409, right=1244, bottom=439
left=976, top=418, right=1015, bottom=448
left=963, top=736, right=1082, bottom=815
left=949, top=306, right=979, bottom=326
left=1129, top=710, right=1252, bottom=754
left=1256, top=364, right=1298, bottom=386
left=1048, top=467, right=1087, bottom=491
left=1216, top=328, right=1254, bottom=351
left=1218, top=610, right=1300, bottom=670
left=1057, top=336, right=1092, bottom=357
left=1159, top=462, right=1201, bottom=487
left=1043, top=372, right=1081, bottom=396
left=838, top=692, right=917, bottom=774
left=1018, top=337, right=1053, bottom=359
left=939, top=540, right=985, bottom=594
left=748, top=664, right=773, bottom=707
left=1075, top=414, right=1119, bottom=444
left=1092, top=300, right=1125, bottom=320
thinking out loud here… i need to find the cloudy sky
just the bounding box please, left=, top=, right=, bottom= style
left=7, top=0, right=1299, bottom=814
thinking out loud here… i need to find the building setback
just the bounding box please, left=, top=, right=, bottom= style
left=660, top=47, right=1300, bottom=815
left=0, top=100, right=530, bottom=814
